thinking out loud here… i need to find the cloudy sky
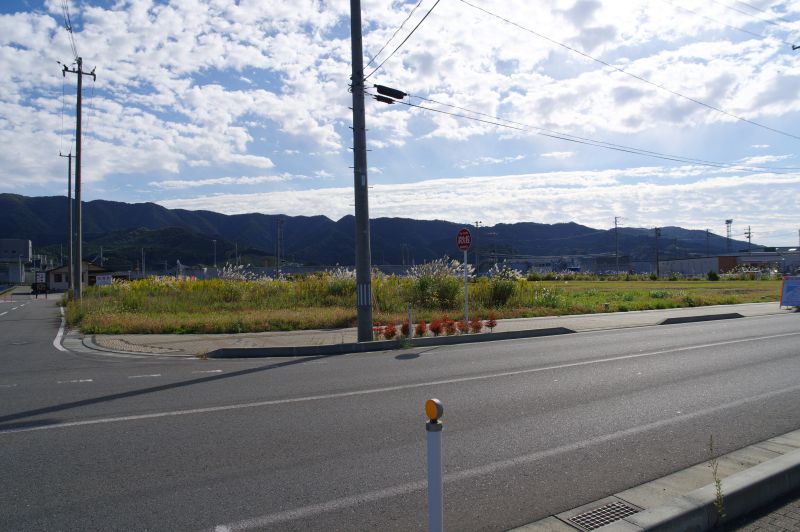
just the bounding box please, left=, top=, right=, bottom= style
left=1, top=0, right=799, bottom=245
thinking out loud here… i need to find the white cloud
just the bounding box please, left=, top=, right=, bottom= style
left=149, top=174, right=304, bottom=190
left=540, top=151, right=575, bottom=160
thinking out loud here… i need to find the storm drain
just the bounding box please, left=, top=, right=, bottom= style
left=568, top=501, right=639, bottom=530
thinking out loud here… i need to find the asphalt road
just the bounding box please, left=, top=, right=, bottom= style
left=1, top=293, right=799, bottom=531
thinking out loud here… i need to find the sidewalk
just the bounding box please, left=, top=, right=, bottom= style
left=513, top=429, right=800, bottom=531
left=82, top=301, right=794, bottom=357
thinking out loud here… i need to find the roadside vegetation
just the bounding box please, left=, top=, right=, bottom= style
left=65, top=261, right=782, bottom=334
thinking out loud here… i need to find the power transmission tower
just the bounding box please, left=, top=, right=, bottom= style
left=62, top=57, right=96, bottom=301
left=349, top=0, right=374, bottom=342
left=59, top=151, right=74, bottom=298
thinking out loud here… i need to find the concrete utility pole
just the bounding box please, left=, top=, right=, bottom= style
left=474, top=221, right=482, bottom=272
left=212, top=239, right=217, bottom=268
left=59, top=152, right=74, bottom=298
left=349, top=0, right=374, bottom=342
left=63, top=57, right=95, bottom=301
left=614, top=216, right=621, bottom=273
left=655, top=228, right=661, bottom=277
left=705, top=229, right=710, bottom=256
left=276, top=217, right=285, bottom=277
left=744, top=226, right=752, bottom=252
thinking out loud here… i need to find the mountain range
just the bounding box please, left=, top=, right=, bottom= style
left=0, top=193, right=755, bottom=271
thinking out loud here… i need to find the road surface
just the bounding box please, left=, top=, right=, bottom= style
left=1, top=293, right=798, bottom=531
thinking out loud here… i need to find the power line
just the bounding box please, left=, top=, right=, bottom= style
left=710, top=0, right=792, bottom=32
left=61, top=0, right=78, bottom=60
left=457, top=0, right=800, bottom=141
left=660, top=0, right=795, bottom=47
left=364, top=0, right=441, bottom=80
left=365, top=0, right=425, bottom=69
left=368, top=88, right=800, bottom=172
left=732, top=0, right=797, bottom=28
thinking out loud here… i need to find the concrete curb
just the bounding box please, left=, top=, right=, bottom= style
left=598, top=448, right=800, bottom=531
left=208, top=326, right=574, bottom=358
left=81, top=335, right=195, bottom=358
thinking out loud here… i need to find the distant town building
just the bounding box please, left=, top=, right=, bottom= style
left=0, top=238, right=32, bottom=284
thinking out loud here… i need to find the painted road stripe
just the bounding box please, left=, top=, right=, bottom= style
left=0, top=384, right=18, bottom=389
left=192, top=370, right=223, bottom=374
left=2, top=330, right=798, bottom=436
left=53, top=307, right=68, bottom=352
left=11, top=307, right=17, bottom=310
left=0, top=312, right=7, bottom=317
left=56, top=379, right=93, bottom=384
left=128, top=374, right=162, bottom=379
left=209, top=382, right=800, bottom=531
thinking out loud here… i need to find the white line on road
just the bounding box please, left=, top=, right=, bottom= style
left=2, top=330, right=798, bottom=437
left=128, top=374, right=162, bottom=379
left=0, top=312, right=7, bottom=317
left=192, top=370, right=223, bottom=374
left=11, top=307, right=17, bottom=311
left=210, top=382, right=800, bottom=531
left=53, top=307, right=68, bottom=352
left=57, top=379, right=93, bottom=384
left=0, top=384, right=18, bottom=388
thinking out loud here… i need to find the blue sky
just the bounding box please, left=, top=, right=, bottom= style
left=1, top=0, right=799, bottom=245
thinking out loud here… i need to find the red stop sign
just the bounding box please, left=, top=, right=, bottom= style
left=457, top=228, right=472, bottom=251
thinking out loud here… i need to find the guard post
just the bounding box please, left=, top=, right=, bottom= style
left=425, top=398, right=444, bottom=532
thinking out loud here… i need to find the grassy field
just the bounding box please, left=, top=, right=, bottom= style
left=65, top=274, right=782, bottom=334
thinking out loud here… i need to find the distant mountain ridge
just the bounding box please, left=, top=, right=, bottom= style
left=0, top=193, right=753, bottom=270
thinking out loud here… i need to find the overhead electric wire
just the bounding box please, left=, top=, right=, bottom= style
left=659, top=0, right=794, bottom=46
left=732, top=0, right=797, bottom=27
left=61, top=0, right=78, bottom=60
left=365, top=0, right=426, bottom=69
left=365, top=89, right=800, bottom=173
left=456, top=0, right=800, bottom=142
left=710, top=0, right=790, bottom=31
left=364, top=0, right=442, bottom=80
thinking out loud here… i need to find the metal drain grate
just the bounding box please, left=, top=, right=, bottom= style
left=569, top=502, right=639, bottom=531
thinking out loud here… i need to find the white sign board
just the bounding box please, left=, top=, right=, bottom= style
left=95, top=274, right=113, bottom=286
left=35, top=272, right=45, bottom=283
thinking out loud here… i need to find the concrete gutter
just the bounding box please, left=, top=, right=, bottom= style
left=208, top=327, right=574, bottom=358
left=599, top=448, right=800, bottom=531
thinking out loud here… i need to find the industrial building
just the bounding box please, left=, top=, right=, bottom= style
left=0, top=238, right=32, bottom=284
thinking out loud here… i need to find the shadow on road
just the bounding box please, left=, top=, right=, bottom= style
left=0, top=353, right=335, bottom=431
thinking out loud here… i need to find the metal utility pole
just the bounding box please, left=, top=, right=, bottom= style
left=63, top=57, right=95, bottom=301
left=705, top=229, right=710, bottom=256
left=725, top=219, right=733, bottom=252
left=59, top=152, right=74, bottom=298
left=141, top=248, right=146, bottom=278
left=349, top=0, right=374, bottom=342
left=212, top=239, right=217, bottom=268
left=614, top=216, right=621, bottom=273
left=655, top=228, right=661, bottom=277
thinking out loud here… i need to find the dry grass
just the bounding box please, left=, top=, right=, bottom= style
left=66, top=276, right=781, bottom=334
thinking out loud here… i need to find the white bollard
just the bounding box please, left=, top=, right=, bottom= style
left=426, top=398, right=444, bottom=532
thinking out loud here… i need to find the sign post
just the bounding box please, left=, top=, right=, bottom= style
left=457, top=228, right=472, bottom=324
left=425, top=399, right=444, bottom=532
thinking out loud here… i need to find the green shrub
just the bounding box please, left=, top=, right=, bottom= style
left=707, top=271, right=720, bottom=281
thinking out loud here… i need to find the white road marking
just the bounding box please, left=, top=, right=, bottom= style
left=128, top=374, right=162, bottom=379
left=1, top=330, right=798, bottom=437
left=53, top=307, right=68, bottom=352
left=11, top=307, right=17, bottom=311
left=0, top=384, right=18, bottom=388
left=57, top=379, right=93, bottom=384
left=0, top=312, right=7, bottom=317
left=192, top=370, right=223, bottom=374
left=209, top=382, right=800, bottom=531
